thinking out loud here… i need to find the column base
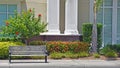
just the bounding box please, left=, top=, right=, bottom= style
left=26, top=34, right=83, bottom=43
left=64, top=30, right=79, bottom=35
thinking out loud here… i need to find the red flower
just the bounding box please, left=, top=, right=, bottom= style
left=6, top=22, right=9, bottom=26
left=38, top=14, right=42, bottom=17
left=15, top=32, right=19, bottom=35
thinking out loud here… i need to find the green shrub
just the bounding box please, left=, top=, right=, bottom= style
left=82, top=23, right=102, bottom=51
left=66, top=52, right=89, bottom=58
left=0, top=37, right=20, bottom=42
left=100, top=46, right=118, bottom=58
left=1, top=9, right=47, bottom=42
left=46, top=41, right=90, bottom=53
left=0, top=42, right=24, bottom=59
left=100, top=46, right=111, bottom=55
left=107, top=44, right=120, bottom=53
left=93, top=53, right=100, bottom=58
left=78, top=52, right=89, bottom=57
left=30, top=41, right=90, bottom=59
left=50, top=52, right=89, bottom=59
left=64, top=52, right=79, bottom=59
left=30, top=41, right=90, bottom=53
left=69, top=54, right=79, bottom=59
left=50, top=52, right=64, bottom=59
left=105, top=50, right=118, bottom=58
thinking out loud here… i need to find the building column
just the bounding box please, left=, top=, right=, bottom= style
left=46, top=0, right=60, bottom=34
left=64, top=0, right=79, bottom=35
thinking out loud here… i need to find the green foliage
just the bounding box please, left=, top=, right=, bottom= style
left=50, top=52, right=64, bottom=59
left=82, top=23, right=102, bottom=51
left=82, top=23, right=92, bottom=43
left=0, top=37, right=19, bottom=42
left=107, top=44, right=120, bottom=53
left=0, top=32, right=20, bottom=42
left=64, top=52, right=79, bottom=59
left=50, top=52, right=89, bottom=59
left=0, top=42, right=24, bottom=59
left=93, top=53, right=100, bottom=58
left=30, top=41, right=46, bottom=45
left=47, top=41, right=90, bottom=53
left=105, top=50, right=118, bottom=58
left=100, top=44, right=120, bottom=58
left=30, top=41, right=90, bottom=59
left=95, top=0, right=103, bottom=12
left=100, top=46, right=118, bottom=58
left=77, top=52, right=89, bottom=58
left=1, top=9, right=47, bottom=41
left=100, top=47, right=110, bottom=55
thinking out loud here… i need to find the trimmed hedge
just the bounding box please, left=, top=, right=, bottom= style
left=0, top=42, right=24, bottom=59
left=82, top=23, right=102, bottom=51
left=30, top=41, right=90, bottom=53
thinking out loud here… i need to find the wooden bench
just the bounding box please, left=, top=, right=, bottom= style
left=9, top=45, right=49, bottom=63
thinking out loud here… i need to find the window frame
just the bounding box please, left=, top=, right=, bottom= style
left=89, top=0, right=119, bottom=45
left=0, top=0, right=21, bottom=26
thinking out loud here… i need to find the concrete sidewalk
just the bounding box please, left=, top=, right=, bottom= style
left=0, top=59, right=120, bottom=68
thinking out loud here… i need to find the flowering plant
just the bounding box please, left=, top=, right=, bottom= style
left=46, top=41, right=90, bottom=53
left=1, top=9, right=47, bottom=42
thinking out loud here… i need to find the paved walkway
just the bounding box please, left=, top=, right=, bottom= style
left=0, top=59, right=120, bottom=68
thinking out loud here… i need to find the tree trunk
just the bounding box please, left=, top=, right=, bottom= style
left=92, top=0, right=98, bottom=53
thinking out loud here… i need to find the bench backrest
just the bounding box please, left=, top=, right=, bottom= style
left=9, top=45, right=47, bottom=55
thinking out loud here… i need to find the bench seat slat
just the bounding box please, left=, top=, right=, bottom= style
left=9, top=45, right=48, bottom=63
left=10, top=55, right=48, bottom=56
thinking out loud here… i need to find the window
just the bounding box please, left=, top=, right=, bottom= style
left=0, top=4, right=17, bottom=26
left=95, top=0, right=120, bottom=45
left=97, top=0, right=113, bottom=45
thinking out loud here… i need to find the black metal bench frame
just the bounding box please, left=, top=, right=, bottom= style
left=9, top=45, right=49, bottom=63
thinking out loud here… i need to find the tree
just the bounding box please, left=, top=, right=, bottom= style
left=1, top=9, right=47, bottom=43
left=92, top=0, right=103, bottom=53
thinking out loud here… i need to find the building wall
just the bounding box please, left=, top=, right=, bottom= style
left=59, top=0, right=90, bottom=34
left=21, top=0, right=47, bottom=22
left=78, top=0, right=90, bottom=33
left=20, top=0, right=90, bottom=34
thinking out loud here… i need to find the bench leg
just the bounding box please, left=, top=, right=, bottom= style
left=9, top=55, right=11, bottom=63
left=45, top=56, right=47, bottom=63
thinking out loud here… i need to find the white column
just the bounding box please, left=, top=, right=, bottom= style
left=65, top=0, right=79, bottom=35
left=46, top=0, right=60, bottom=34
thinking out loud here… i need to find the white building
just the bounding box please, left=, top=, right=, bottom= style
left=0, top=0, right=120, bottom=45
